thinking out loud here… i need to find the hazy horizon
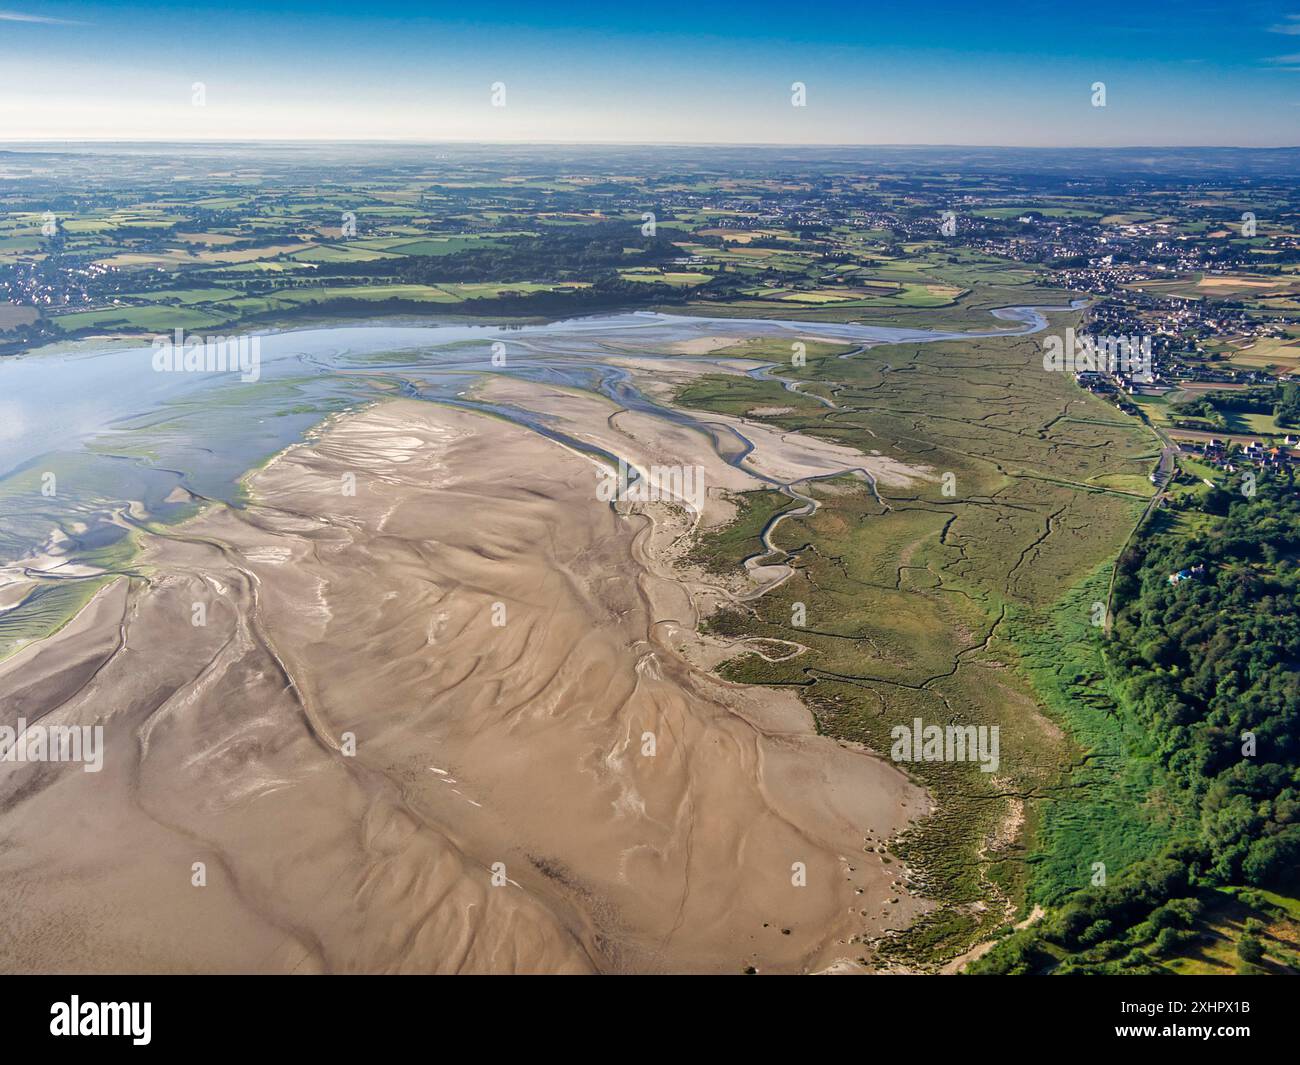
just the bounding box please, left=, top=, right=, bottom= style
left=4, top=138, right=1300, bottom=149
left=3, top=0, right=1300, bottom=146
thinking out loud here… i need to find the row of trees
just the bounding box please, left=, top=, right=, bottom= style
left=1179, top=382, right=1300, bottom=428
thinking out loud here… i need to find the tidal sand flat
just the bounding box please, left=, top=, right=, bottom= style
left=0, top=398, right=926, bottom=973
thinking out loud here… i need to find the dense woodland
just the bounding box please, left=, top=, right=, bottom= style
left=974, top=473, right=1300, bottom=973
left=315, top=221, right=693, bottom=284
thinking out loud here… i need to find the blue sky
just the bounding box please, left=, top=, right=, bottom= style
left=2, top=1, right=1299, bottom=144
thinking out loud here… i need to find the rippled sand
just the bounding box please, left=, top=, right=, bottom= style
left=0, top=399, right=927, bottom=974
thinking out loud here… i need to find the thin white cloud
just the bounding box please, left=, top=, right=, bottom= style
left=1270, top=15, right=1300, bottom=34
left=0, top=10, right=87, bottom=24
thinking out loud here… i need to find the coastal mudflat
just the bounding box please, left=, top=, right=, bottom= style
left=0, top=398, right=928, bottom=973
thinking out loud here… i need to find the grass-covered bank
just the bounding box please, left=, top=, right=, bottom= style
left=672, top=321, right=1160, bottom=967
left=974, top=470, right=1300, bottom=973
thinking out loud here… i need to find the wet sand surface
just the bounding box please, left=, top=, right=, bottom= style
left=0, top=398, right=928, bottom=973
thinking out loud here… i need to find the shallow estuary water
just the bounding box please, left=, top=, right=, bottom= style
left=0, top=306, right=1064, bottom=656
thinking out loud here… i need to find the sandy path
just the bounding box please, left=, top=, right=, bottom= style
left=0, top=399, right=926, bottom=974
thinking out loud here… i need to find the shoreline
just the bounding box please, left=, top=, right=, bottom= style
left=1, top=298, right=1066, bottom=366
left=0, top=396, right=930, bottom=973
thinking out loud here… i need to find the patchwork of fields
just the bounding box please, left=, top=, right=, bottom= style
left=1, top=150, right=1069, bottom=343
